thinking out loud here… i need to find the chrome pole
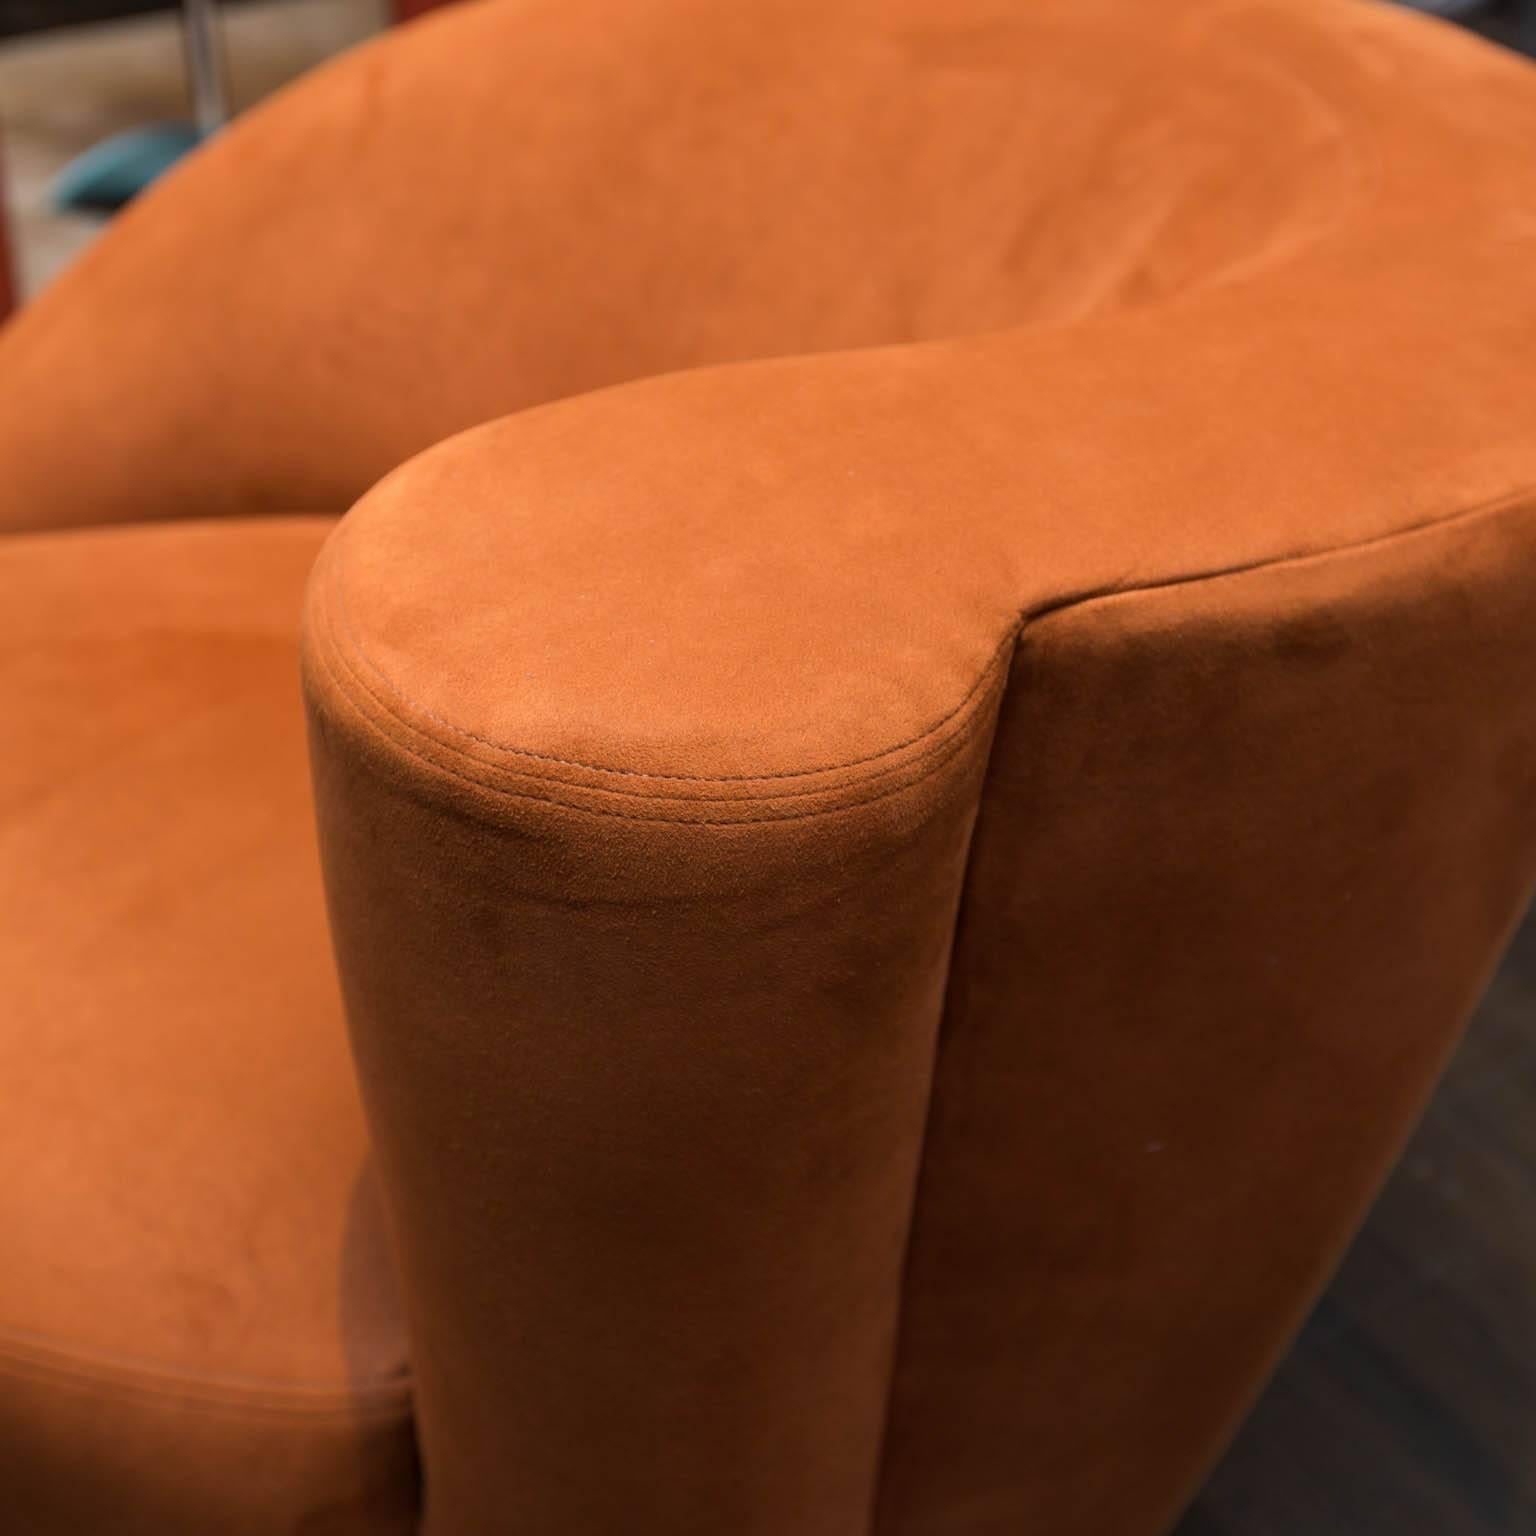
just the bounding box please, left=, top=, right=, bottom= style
left=181, top=0, right=229, bottom=138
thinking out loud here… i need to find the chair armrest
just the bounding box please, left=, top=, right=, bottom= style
left=296, top=4, right=1536, bottom=1524
left=303, top=305, right=1536, bottom=1531
left=300, top=349, right=1014, bottom=1534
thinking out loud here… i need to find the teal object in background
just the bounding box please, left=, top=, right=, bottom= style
left=52, top=124, right=203, bottom=214
left=51, top=0, right=226, bottom=215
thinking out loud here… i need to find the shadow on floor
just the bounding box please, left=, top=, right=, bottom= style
left=1180, top=900, right=1536, bottom=1535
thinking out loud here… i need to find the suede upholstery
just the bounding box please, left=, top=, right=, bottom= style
left=0, top=522, right=416, bottom=1532
left=2, top=0, right=1535, bottom=1533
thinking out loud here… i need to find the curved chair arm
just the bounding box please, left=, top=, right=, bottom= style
left=300, top=357, right=1009, bottom=1535
left=302, top=307, right=1536, bottom=1531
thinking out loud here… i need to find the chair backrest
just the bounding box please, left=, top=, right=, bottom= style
left=4, top=0, right=1363, bottom=531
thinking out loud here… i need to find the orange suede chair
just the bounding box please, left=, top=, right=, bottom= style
left=3, top=0, right=1535, bottom=1532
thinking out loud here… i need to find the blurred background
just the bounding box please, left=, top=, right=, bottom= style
left=1, top=2, right=1533, bottom=1532
left=0, top=0, right=386, bottom=302
left=0, top=0, right=1532, bottom=305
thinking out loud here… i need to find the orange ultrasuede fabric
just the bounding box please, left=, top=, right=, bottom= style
left=0, top=521, right=416, bottom=1533
left=0, top=0, right=1439, bottom=533
left=297, top=2, right=1536, bottom=1532
left=875, top=508, right=1536, bottom=1535
left=2, top=0, right=1536, bottom=1534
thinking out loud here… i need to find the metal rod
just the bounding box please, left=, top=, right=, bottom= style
left=181, top=0, right=228, bottom=138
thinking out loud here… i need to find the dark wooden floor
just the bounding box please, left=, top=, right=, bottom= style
left=1179, top=900, right=1536, bottom=1535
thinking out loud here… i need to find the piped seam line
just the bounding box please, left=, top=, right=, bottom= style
left=312, top=591, right=1008, bottom=825
left=314, top=480, right=1535, bottom=825
left=0, top=1328, right=412, bottom=1422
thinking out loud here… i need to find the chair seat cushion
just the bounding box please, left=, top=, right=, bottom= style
left=0, top=518, right=417, bottom=1535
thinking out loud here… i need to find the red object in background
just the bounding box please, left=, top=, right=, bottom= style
left=393, top=0, right=459, bottom=19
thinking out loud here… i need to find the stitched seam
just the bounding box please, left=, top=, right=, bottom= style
left=319, top=483, right=1535, bottom=828
left=333, top=664, right=1006, bottom=805
left=315, top=600, right=1005, bottom=826
left=320, top=571, right=1008, bottom=816
left=329, top=519, right=1014, bottom=788
left=0, top=1324, right=412, bottom=1399
left=1014, top=483, right=1536, bottom=631
left=329, top=583, right=1008, bottom=808
left=0, top=1331, right=412, bottom=1421
left=3, top=1367, right=412, bottom=1424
